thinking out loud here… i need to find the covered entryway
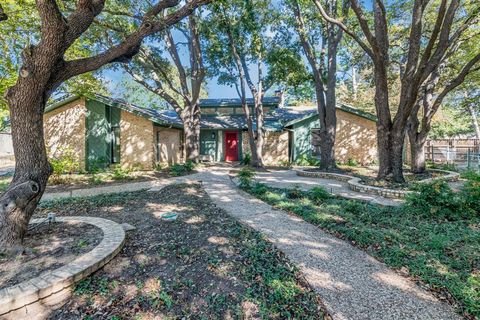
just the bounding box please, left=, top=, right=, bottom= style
left=225, top=131, right=239, bottom=161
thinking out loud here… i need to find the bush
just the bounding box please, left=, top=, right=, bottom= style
left=406, top=181, right=463, bottom=220
left=277, top=160, right=293, bottom=169
left=242, top=153, right=251, bottom=165
left=50, top=149, right=80, bottom=175
left=169, top=164, right=185, bottom=177
left=287, top=185, right=303, bottom=199
left=169, top=161, right=196, bottom=177
left=344, top=158, right=358, bottom=167
left=295, top=155, right=320, bottom=166
left=251, top=182, right=268, bottom=195
left=184, top=160, right=196, bottom=172
left=308, top=186, right=331, bottom=203
left=460, top=180, right=480, bottom=215
left=237, top=167, right=256, bottom=189
left=460, top=170, right=480, bottom=182
left=111, top=165, right=131, bottom=180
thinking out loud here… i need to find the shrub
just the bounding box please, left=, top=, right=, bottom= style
left=184, top=160, right=196, bottom=172
left=242, top=153, right=251, bottom=165
left=460, top=180, right=480, bottom=215
left=295, top=155, right=320, bottom=166
left=169, top=163, right=185, bottom=177
left=344, top=158, right=358, bottom=167
left=308, top=186, right=331, bottom=203
left=460, top=170, right=480, bottom=182
left=287, top=185, right=303, bottom=199
left=237, top=167, right=256, bottom=189
left=111, top=165, right=132, bottom=180
left=251, top=182, right=268, bottom=195
left=49, top=149, right=80, bottom=175
left=406, top=181, right=463, bottom=220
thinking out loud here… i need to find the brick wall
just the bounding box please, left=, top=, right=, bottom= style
left=43, top=99, right=87, bottom=171
left=335, top=109, right=377, bottom=165
left=242, top=131, right=289, bottom=165
left=154, top=127, right=182, bottom=165
left=120, top=110, right=154, bottom=170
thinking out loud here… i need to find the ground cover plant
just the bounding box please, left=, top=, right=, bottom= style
left=37, top=184, right=325, bottom=319
left=241, top=178, right=480, bottom=319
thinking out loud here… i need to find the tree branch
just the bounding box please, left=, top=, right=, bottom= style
left=0, top=3, right=8, bottom=21
left=312, top=0, right=374, bottom=58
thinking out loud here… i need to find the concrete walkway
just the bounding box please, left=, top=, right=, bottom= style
left=195, top=166, right=460, bottom=320
left=252, top=169, right=403, bottom=206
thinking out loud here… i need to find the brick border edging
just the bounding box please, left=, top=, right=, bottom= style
left=0, top=216, right=125, bottom=316
left=296, top=168, right=460, bottom=199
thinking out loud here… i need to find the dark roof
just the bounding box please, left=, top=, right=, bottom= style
left=199, top=97, right=281, bottom=107
left=46, top=94, right=376, bottom=132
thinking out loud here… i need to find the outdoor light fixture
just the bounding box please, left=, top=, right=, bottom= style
left=211, top=132, right=216, bottom=139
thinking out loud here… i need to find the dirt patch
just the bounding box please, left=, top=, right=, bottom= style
left=38, top=184, right=325, bottom=319
left=0, top=222, right=101, bottom=290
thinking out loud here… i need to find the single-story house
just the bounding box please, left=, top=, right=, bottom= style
left=43, top=94, right=378, bottom=171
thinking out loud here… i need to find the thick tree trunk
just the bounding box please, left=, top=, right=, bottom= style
left=410, top=141, right=426, bottom=173
left=183, top=104, right=201, bottom=163
left=0, top=95, right=51, bottom=251
left=467, top=102, right=480, bottom=140
left=245, top=111, right=259, bottom=165
left=254, top=103, right=265, bottom=168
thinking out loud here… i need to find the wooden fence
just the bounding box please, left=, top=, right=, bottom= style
left=425, top=139, right=480, bottom=169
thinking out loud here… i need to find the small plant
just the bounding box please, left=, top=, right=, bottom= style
left=277, top=160, right=293, bottom=168
left=184, top=160, right=196, bottom=172
left=88, top=173, right=104, bottom=185
left=344, top=158, right=358, bottom=167
left=295, top=154, right=320, bottom=166
left=111, top=165, right=132, bottom=180
left=406, top=181, right=463, bottom=220
left=460, top=170, right=480, bottom=182
left=460, top=180, right=480, bottom=215
left=169, top=163, right=185, bottom=176
left=287, top=185, right=303, bottom=199
left=242, top=153, right=251, bottom=165
left=308, top=186, right=331, bottom=203
left=158, top=291, right=173, bottom=309
left=77, top=239, right=88, bottom=248
left=237, top=167, right=256, bottom=189
left=251, top=182, right=268, bottom=195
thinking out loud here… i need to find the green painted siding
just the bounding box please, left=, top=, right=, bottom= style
left=85, top=100, right=121, bottom=171
left=200, top=130, right=217, bottom=160
left=216, top=130, right=224, bottom=161
left=292, top=116, right=320, bottom=161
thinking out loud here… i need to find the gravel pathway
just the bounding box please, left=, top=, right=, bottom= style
left=253, top=169, right=403, bottom=206
left=196, top=166, right=461, bottom=320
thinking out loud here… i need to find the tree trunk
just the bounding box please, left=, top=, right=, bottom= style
left=254, top=102, right=265, bottom=168
left=183, top=105, right=201, bottom=163
left=0, top=95, right=51, bottom=252
left=467, top=101, right=480, bottom=140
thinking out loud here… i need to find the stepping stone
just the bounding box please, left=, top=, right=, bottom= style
left=121, top=223, right=136, bottom=231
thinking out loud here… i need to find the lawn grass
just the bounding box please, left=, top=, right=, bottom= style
left=37, top=185, right=324, bottom=319
left=245, top=183, right=480, bottom=319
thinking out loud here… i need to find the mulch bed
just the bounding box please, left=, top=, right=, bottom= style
left=36, top=184, right=325, bottom=319
left=0, top=222, right=101, bottom=290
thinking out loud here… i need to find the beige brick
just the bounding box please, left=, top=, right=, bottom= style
left=120, top=110, right=154, bottom=170
left=43, top=99, right=87, bottom=171
left=242, top=131, right=289, bottom=165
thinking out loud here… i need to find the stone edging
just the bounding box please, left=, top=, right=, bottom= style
left=296, top=168, right=460, bottom=199
left=0, top=216, right=125, bottom=317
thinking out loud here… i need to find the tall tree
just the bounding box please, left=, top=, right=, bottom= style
left=0, top=0, right=210, bottom=252
left=124, top=14, right=205, bottom=162
left=289, top=0, right=348, bottom=169
left=205, top=0, right=276, bottom=167
left=314, top=0, right=480, bottom=181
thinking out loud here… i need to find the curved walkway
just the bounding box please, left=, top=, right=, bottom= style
left=194, top=166, right=460, bottom=320
left=252, top=169, right=403, bottom=206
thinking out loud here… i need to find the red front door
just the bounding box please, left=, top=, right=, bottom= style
left=225, top=131, right=239, bottom=161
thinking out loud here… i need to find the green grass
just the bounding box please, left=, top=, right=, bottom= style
left=245, top=184, right=480, bottom=318
left=0, top=176, right=11, bottom=192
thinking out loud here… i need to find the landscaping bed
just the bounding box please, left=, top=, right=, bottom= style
left=0, top=222, right=101, bottom=290
left=36, top=184, right=325, bottom=319
left=241, top=182, right=480, bottom=319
